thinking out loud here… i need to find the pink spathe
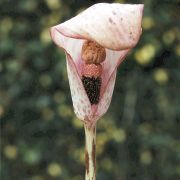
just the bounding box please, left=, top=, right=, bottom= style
left=50, top=3, right=144, bottom=127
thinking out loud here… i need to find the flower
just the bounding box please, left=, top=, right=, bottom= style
left=50, top=3, right=144, bottom=127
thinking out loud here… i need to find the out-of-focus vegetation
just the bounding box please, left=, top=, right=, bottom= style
left=0, top=0, right=179, bottom=179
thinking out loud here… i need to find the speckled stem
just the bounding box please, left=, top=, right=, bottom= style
left=84, top=124, right=96, bottom=180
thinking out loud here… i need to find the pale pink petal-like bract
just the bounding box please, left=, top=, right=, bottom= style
left=50, top=3, right=144, bottom=127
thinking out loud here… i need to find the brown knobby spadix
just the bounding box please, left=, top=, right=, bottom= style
left=50, top=3, right=144, bottom=180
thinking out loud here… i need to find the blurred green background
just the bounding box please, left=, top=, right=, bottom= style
left=0, top=0, right=179, bottom=179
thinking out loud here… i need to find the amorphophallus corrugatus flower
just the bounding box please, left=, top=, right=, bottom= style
left=50, top=3, right=144, bottom=180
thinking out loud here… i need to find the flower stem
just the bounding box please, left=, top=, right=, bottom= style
left=84, top=124, right=96, bottom=180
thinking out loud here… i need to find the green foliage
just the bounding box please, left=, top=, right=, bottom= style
left=0, top=0, right=179, bottom=179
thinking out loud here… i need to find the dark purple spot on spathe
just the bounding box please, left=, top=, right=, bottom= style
left=109, top=18, right=115, bottom=25
left=112, top=11, right=116, bottom=15
left=109, top=18, right=113, bottom=23
left=129, top=32, right=133, bottom=38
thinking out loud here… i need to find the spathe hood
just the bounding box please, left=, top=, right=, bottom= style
left=51, top=3, right=144, bottom=50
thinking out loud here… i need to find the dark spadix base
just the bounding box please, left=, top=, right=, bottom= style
left=82, top=76, right=101, bottom=105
